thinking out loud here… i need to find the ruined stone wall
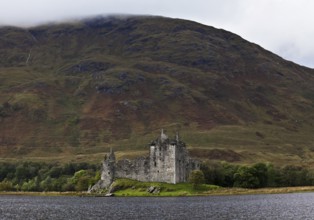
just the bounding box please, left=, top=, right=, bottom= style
left=115, top=157, right=150, bottom=182
left=109, top=142, right=191, bottom=184
left=174, top=144, right=189, bottom=183
left=100, top=154, right=115, bottom=187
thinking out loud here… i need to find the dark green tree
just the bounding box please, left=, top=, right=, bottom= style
left=221, top=162, right=238, bottom=187
left=201, top=162, right=224, bottom=186
left=252, top=163, right=268, bottom=188
left=0, top=180, right=15, bottom=191
left=233, top=166, right=260, bottom=188
left=189, top=170, right=205, bottom=189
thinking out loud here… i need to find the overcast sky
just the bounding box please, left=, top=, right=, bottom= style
left=1, top=0, right=313, bottom=68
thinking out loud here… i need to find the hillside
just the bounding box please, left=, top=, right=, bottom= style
left=1, top=15, right=314, bottom=165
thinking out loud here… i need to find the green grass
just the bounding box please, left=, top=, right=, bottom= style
left=3, top=185, right=314, bottom=197
left=91, top=179, right=314, bottom=197
left=106, top=178, right=219, bottom=197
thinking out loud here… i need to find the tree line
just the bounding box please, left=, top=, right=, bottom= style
left=0, top=162, right=100, bottom=192
left=1, top=161, right=314, bottom=192
left=200, top=161, right=314, bottom=188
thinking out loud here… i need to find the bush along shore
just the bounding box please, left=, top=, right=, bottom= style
left=2, top=161, right=314, bottom=196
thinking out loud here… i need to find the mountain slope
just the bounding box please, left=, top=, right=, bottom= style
left=1, top=16, right=314, bottom=165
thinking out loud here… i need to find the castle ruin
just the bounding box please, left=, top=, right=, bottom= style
left=90, top=130, right=199, bottom=191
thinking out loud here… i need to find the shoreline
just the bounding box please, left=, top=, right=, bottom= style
left=1, top=186, right=314, bottom=197
left=205, top=186, right=314, bottom=196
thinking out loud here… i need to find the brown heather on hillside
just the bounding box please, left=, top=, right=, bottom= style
left=1, top=15, right=314, bottom=165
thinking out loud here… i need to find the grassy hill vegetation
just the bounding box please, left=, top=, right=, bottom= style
left=1, top=16, right=314, bottom=166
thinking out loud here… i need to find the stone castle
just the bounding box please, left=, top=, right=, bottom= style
left=90, top=130, right=199, bottom=191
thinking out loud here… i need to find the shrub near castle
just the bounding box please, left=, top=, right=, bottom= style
left=189, top=170, right=205, bottom=189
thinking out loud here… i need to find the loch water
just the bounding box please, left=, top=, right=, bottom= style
left=1, top=193, right=314, bottom=219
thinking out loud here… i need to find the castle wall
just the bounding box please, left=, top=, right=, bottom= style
left=97, top=132, right=200, bottom=189
left=174, top=144, right=189, bottom=183
left=115, top=157, right=150, bottom=182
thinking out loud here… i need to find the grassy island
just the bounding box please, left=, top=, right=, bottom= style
left=2, top=182, right=314, bottom=197
left=87, top=178, right=314, bottom=197
left=103, top=178, right=219, bottom=197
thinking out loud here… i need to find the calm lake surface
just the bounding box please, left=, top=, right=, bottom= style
left=1, top=193, right=314, bottom=219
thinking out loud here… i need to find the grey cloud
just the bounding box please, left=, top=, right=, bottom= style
left=0, top=0, right=313, bottom=68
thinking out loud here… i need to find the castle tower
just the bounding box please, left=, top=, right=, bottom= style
left=175, top=132, right=179, bottom=143
left=100, top=147, right=116, bottom=188
left=160, top=129, right=168, bottom=143
left=149, top=130, right=188, bottom=184
left=108, top=147, right=116, bottom=162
